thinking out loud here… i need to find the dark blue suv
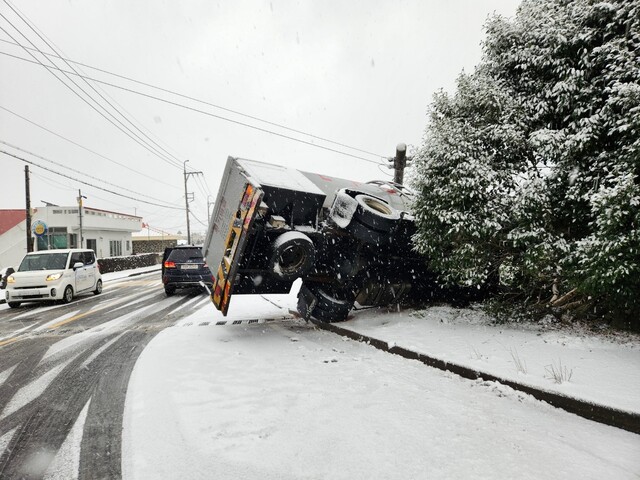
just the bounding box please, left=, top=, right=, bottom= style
left=161, top=246, right=214, bottom=296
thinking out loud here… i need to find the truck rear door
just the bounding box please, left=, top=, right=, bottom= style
left=204, top=157, right=264, bottom=315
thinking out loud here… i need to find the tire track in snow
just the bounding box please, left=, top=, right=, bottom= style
left=0, top=277, right=207, bottom=478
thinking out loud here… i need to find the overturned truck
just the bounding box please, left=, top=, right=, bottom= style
left=203, top=156, right=434, bottom=322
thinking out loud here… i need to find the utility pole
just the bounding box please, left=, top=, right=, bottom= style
left=393, top=143, right=407, bottom=185
left=207, top=195, right=215, bottom=223
left=183, top=160, right=203, bottom=245
left=77, top=189, right=87, bottom=248
left=25, top=165, right=33, bottom=252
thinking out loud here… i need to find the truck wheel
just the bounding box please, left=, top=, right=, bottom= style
left=297, top=283, right=354, bottom=322
left=7, top=302, right=21, bottom=308
left=62, top=285, right=74, bottom=304
left=269, top=232, right=315, bottom=281
left=347, top=219, right=391, bottom=246
left=352, top=194, right=400, bottom=231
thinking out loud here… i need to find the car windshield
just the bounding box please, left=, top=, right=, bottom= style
left=18, top=253, right=68, bottom=271
left=168, top=249, right=203, bottom=263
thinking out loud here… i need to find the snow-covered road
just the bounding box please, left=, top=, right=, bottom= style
left=123, top=293, right=640, bottom=479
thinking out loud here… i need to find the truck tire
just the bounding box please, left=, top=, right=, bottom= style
left=297, top=283, right=354, bottom=323
left=269, top=232, right=315, bottom=281
left=347, top=219, right=392, bottom=247
left=345, top=194, right=400, bottom=246
left=352, top=194, right=400, bottom=231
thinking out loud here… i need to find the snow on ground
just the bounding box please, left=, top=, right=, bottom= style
left=344, top=306, right=640, bottom=414
left=123, top=289, right=640, bottom=479
left=2, top=264, right=638, bottom=477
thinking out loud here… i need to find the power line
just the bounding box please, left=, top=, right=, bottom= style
left=2, top=0, right=185, bottom=168
left=0, top=8, right=185, bottom=170
left=1, top=140, right=178, bottom=206
left=0, top=49, right=386, bottom=165
left=0, top=104, right=180, bottom=190
left=0, top=37, right=387, bottom=160
left=1, top=148, right=184, bottom=210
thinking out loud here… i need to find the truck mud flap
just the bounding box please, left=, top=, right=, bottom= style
left=296, top=283, right=318, bottom=321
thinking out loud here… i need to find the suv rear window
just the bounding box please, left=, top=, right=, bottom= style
left=167, top=248, right=204, bottom=263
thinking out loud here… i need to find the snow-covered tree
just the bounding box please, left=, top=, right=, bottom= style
left=413, top=0, right=639, bottom=325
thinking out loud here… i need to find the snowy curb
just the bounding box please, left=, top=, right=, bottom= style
left=312, top=319, right=640, bottom=435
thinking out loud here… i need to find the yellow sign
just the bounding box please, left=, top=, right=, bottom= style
left=32, top=220, right=47, bottom=237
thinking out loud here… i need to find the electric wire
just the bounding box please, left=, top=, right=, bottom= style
left=0, top=37, right=387, bottom=160
left=0, top=12, right=185, bottom=170
left=1, top=149, right=184, bottom=210
left=1, top=140, right=180, bottom=206
left=0, top=105, right=180, bottom=190
left=2, top=0, right=185, bottom=168
left=0, top=49, right=386, bottom=165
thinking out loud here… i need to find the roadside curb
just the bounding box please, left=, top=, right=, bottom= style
left=311, top=319, right=640, bottom=436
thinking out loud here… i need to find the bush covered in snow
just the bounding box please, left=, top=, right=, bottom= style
left=412, top=0, right=639, bottom=328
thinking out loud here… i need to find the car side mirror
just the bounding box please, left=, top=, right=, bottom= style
left=73, top=262, right=84, bottom=270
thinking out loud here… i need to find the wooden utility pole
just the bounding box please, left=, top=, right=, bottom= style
left=25, top=165, right=33, bottom=252
left=183, top=160, right=203, bottom=245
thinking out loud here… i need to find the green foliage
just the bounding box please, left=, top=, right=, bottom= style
left=412, top=0, right=640, bottom=327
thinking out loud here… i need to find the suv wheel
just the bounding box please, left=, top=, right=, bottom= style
left=165, top=286, right=176, bottom=296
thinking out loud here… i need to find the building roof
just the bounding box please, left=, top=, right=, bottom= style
left=0, top=209, right=26, bottom=235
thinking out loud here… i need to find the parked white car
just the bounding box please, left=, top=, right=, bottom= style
left=5, top=249, right=102, bottom=308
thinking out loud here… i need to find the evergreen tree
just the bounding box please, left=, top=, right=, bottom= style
left=413, top=0, right=640, bottom=326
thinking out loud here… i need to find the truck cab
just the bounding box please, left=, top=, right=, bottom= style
left=203, top=156, right=433, bottom=322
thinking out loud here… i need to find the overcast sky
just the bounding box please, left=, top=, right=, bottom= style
left=0, top=0, right=519, bottom=235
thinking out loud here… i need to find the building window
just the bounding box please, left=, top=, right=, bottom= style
left=69, top=233, right=78, bottom=249
left=37, top=227, right=68, bottom=250
left=87, top=239, right=97, bottom=254
left=126, top=240, right=131, bottom=251
left=109, top=240, right=122, bottom=257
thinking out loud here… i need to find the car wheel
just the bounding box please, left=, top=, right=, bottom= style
left=93, top=279, right=103, bottom=295
left=7, top=302, right=21, bottom=308
left=269, top=232, right=315, bottom=281
left=165, top=286, right=176, bottom=296
left=62, top=285, right=74, bottom=304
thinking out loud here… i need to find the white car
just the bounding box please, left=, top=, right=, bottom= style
left=5, top=249, right=103, bottom=308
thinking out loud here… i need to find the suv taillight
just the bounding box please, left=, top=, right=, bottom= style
left=164, top=261, right=176, bottom=268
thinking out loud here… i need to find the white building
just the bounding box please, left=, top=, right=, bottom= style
left=0, top=206, right=142, bottom=269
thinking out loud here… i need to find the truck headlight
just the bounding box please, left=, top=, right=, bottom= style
left=46, top=273, right=63, bottom=281
left=7, top=275, right=15, bottom=283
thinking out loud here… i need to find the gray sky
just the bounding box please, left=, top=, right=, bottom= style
left=0, top=0, right=519, bottom=235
